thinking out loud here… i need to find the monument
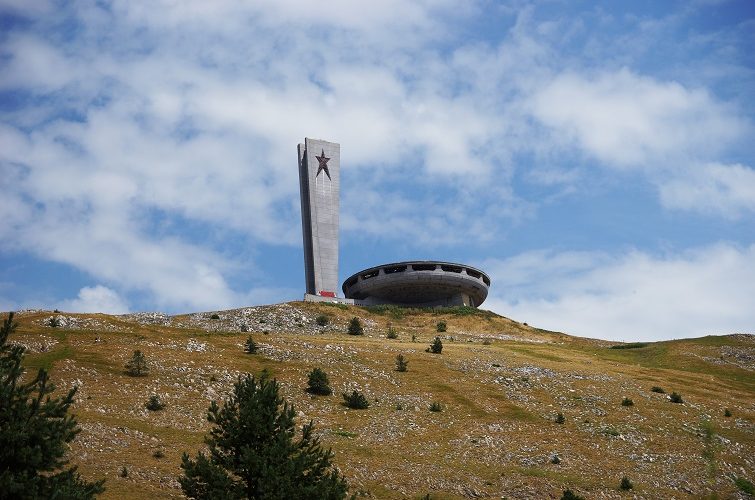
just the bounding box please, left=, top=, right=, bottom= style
left=298, top=138, right=342, bottom=300
left=298, top=138, right=490, bottom=307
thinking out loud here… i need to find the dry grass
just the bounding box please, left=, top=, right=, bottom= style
left=6, top=304, right=754, bottom=499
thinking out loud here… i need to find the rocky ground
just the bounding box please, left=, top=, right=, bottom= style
left=7, top=304, right=755, bottom=499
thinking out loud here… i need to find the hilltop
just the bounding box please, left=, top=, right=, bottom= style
left=6, top=303, right=754, bottom=499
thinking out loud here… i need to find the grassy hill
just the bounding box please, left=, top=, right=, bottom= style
left=6, top=303, right=755, bottom=499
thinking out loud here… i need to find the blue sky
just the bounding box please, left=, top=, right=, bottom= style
left=1, top=0, right=754, bottom=341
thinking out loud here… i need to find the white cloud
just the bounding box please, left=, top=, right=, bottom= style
left=659, top=162, right=755, bottom=217
left=59, top=285, right=129, bottom=314
left=531, top=68, right=744, bottom=169
left=483, top=244, right=755, bottom=341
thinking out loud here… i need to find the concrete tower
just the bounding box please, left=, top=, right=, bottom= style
left=298, top=138, right=340, bottom=298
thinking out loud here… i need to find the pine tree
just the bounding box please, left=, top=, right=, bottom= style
left=428, top=337, right=443, bottom=354
left=0, top=312, right=105, bottom=498
left=347, top=317, right=363, bottom=335
left=395, top=354, right=408, bottom=372
left=180, top=372, right=349, bottom=499
left=125, top=349, right=149, bottom=376
left=307, top=368, right=332, bottom=396
left=244, top=336, right=258, bottom=354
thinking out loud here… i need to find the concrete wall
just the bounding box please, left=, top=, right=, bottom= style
left=298, top=138, right=340, bottom=296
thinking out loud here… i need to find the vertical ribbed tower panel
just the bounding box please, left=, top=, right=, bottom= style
left=298, top=138, right=340, bottom=297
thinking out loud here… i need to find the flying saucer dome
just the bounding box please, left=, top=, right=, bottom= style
left=342, top=261, right=490, bottom=308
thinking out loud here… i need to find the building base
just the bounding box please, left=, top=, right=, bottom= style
left=303, top=293, right=355, bottom=305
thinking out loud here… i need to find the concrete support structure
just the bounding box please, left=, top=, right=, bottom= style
left=298, top=138, right=340, bottom=297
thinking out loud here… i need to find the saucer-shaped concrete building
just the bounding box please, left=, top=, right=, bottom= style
left=342, top=261, right=490, bottom=308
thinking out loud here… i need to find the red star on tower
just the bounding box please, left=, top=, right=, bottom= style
left=315, top=149, right=331, bottom=179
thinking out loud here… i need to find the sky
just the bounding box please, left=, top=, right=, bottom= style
left=1, top=0, right=754, bottom=342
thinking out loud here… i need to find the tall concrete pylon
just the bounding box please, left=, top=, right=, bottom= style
left=297, top=138, right=340, bottom=297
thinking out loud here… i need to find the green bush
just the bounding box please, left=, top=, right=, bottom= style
left=609, top=342, right=648, bottom=349
left=366, top=304, right=406, bottom=319
left=244, top=336, right=258, bottom=354
left=429, top=402, right=442, bottom=412
left=386, top=324, right=399, bottom=339
left=48, top=316, right=61, bottom=328
left=347, top=317, right=363, bottom=335
left=240, top=324, right=249, bottom=333
left=550, top=454, right=560, bottom=464
left=724, top=408, right=732, bottom=417
left=120, top=467, right=128, bottom=478
left=427, top=337, right=443, bottom=354
left=315, top=315, right=329, bottom=327
left=651, top=386, right=665, bottom=393
left=669, top=392, right=683, bottom=403
left=395, top=354, right=408, bottom=372
left=125, top=350, right=149, bottom=376
left=436, top=320, right=447, bottom=333
left=323, top=302, right=349, bottom=311
left=307, top=368, right=332, bottom=396
left=735, top=477, right=754, bottom=494
left=146, top=394, right=165, bottom=411
left=210, top=313, right=220, bottom=320
left=342, top=390, right=369, bottom=409
left=561, top=489, right=584, bottom=500
left=152, top=449, right=165, bottom=459
left=619, top=476, right=633, bottom=490
left=621, top=397, right=634, bottom=407
left=555, top=412, right=565, bottom=424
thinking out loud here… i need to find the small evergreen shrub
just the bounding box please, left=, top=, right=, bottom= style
left=669, top=392, right=684, bottom=403
left=145, top=394, right=165, bottom=411
left=411, top=334, right=417, bottom=342
left=316, top=315, right=329, bottom=326
left=210, top=313, right=220, bottom=320
left=651, top=386, right=665, bottom=393
left=436, top=320, right=447, bottom=333
left=395, top=354, right=408, bottom=372
left=482, top=338, right=492, bottom=345
left=342, top=390, right=369, bottom=409
left=735, top=477, right=754, bottom=494
left=551, top=454, right=560, bottom=464
left=48, top=316, right=61, bottom=328
left=386, top=324, right=398, bottom=339
left=347, top=317, right=363, bottom=335
left=152, top=449, right=165, bottom=459
left=427, top=337, right=443, bottom=354
left=555, top=412, right=565, bottom=424
left=724, top=408, right=732, bottom=417
left=429, top=402, right=442, bottom=412
left=621, top=397, right=634, bottom=407
left=619, top=476, right=633, bottom=490
left=561, top=489, right=584, bottom=500
left=307, top=368, right=332, bottom=396
left=120, top=467, right=128, bottom=478
left=240, top=324, right=249, bottom=333
left=125, top=350, right=149, bottom=376
left=244, top=336, right=258, bottom=354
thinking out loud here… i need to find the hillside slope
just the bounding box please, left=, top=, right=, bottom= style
left=6, top=303, right=755, bottom=499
